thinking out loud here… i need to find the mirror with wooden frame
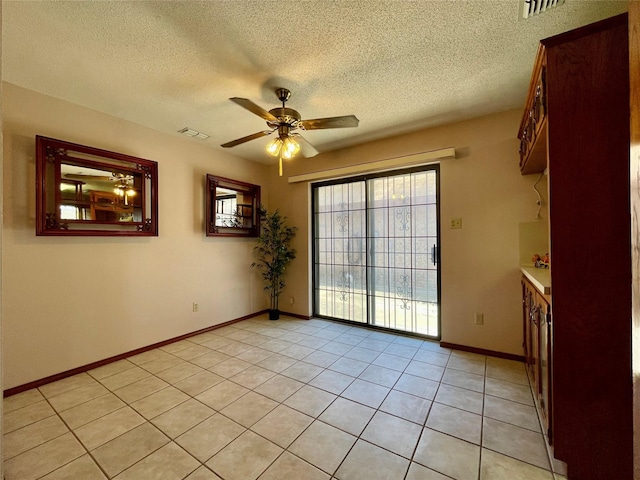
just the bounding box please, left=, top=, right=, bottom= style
left=206, top=174, right=260, bottom=237
left=36, top=136, right=159, bottom=236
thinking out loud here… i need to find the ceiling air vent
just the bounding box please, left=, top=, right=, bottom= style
left=178, top=127, right=209, bottom=140
left=519, top=0, right=565, bottom=20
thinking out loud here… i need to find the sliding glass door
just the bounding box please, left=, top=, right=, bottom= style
left=313, top=166, right=440, bottom=338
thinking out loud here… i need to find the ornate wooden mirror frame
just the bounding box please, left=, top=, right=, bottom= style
left=36, top=136, right=159, bottom=236
left=206, top=174, right=260, bottom=237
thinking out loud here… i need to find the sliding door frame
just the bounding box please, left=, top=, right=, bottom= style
left=311, top=164, right=441, bottom=339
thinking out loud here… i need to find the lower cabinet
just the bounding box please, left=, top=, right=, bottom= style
left=521, top=276, right=552, bottom=440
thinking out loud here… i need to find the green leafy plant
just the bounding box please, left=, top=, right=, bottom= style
left=251, top=207, right=297, bottom=318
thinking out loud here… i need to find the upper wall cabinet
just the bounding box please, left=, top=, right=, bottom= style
left=518, top=44, right=548, bottom=174
left=36, top=136, right=159, bottom=236
left=205, top=174, right=260, bottom=237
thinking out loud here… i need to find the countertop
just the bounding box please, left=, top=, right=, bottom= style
left=521, top=265, right=551, bottom=295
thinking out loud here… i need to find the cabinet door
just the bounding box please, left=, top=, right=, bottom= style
left=538, top=297, right=552, bottom=440
left=522, top=278, right=539, bottom=382
left=530, top=297, right=540, bottom=392
left=522, top=277, right=552, bottom=441
left=522, top=279, right=530, bottom=361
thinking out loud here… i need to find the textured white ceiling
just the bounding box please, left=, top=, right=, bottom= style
left=2, top=0, right=627, bottom=164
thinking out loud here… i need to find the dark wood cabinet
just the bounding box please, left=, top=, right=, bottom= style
left=518, top=14, right=632, bottom=480
left=537, top=296, right=551, bottom=440
left=522, top=276, right=552, bottom=440
left=518, top=51, right=548, bottom=175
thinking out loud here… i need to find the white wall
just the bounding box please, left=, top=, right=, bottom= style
left=2, top=83, right=270, bottom=389
left=2, top=84, right=541, bottom=390
left=269, top=109, right=538, bottom=355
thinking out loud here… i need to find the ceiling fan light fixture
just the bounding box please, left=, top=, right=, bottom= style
left=265, top=136, right=300, bottom=160
left=266, top=135, right=301, bottom=177
left=282, top=136, right=300, bottom=159
left=266, top=137, right=282, bottom=157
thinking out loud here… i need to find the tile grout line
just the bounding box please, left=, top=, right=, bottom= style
left=327, top=342, right=420, bottom=478
left=279, top=334, right=418, bottom=478
left=184, top=322, right=543, bottom=477
left=211, top=320, right=427, bottom=478
left=13, top=350, right=517, bottom=476
left=35, top=390, right=112, bottom=480
left=403, top=344, right=461, bottom=480
left=477, top=362, right=487, bottom=480
left=4, top=316, right=551, bottom=480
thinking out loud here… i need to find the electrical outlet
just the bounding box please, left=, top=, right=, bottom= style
left=193, top=302, right=199, bottom=313
left=450, top=218, right=462, bottom=229
left=474, top=313, right=484, bottom=325
left=289, top=297, right=295, bottom=305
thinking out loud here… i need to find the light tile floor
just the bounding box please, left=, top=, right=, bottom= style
left=3, top=316, right=569, bottom=480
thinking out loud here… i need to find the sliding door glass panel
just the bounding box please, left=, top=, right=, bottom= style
left=368, top=170, right=438, bottom=336
left=314, top=181, right=367, bottom=323
left=313, top=166, right=439, bottom=337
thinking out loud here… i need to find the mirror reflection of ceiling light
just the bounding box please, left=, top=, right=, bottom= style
left=114, top=185, right=136, bottom=196
left=113, top=176, right=136, bottom=205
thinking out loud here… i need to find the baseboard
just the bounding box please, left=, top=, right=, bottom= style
left=4, top=310, right=272, bottom=398
left=439, top=342, right=525, bottom=362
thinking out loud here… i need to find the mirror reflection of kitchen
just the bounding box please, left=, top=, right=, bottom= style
left=59, top=163, right=143, bottom=222
left=215, top=187, right=254, bottom=228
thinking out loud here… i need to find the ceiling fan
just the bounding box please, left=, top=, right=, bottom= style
left=221, top=88, right=359, bottom=174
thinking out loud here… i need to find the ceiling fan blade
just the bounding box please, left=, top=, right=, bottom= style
left=230, top=97, right=279, bottom=123
left=221, top=130, right=273, bottom=148
left=292, top=133, right=319, bottom=158
left=299, top=115, right=359, bottom=130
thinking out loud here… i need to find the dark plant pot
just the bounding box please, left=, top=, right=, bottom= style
left=268, top=309, right=280, bottom=320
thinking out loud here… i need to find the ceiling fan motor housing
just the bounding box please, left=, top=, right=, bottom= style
left=267, top=107, right=301, bottom=129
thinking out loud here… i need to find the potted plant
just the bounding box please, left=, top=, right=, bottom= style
left=251, top=207, right=297, bottom=320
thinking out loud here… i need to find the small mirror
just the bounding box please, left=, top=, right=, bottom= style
left=36, top=136, right=158, bottom=236
left=206, top=174, right=260, bottom=237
